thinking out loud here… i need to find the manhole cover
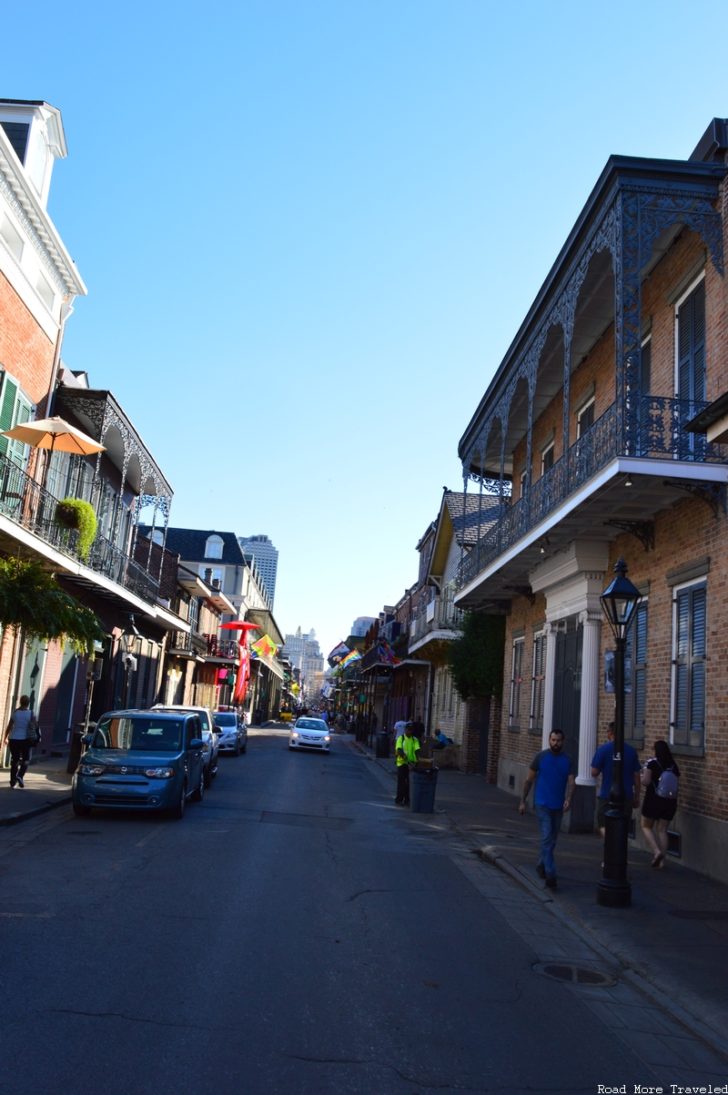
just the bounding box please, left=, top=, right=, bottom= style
left=534, top=962, right=617, bottom=987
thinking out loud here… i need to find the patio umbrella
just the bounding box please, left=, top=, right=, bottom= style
left=0, top=416, right=105, bottom=456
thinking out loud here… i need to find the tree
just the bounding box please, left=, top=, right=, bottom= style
left=0, top=557, right=104, bottom=653
left=447, top=611, right=505, bottom=701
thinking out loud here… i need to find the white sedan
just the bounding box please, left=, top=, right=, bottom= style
left=289, top=717, right=331, bottom=752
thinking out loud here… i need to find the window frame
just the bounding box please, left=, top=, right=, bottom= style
left=576, top=396, right=595, bottom=439
left=670, top=578, right=706, bottom=753
left=529, top=630, right=546, bottom=736
left=625, top=599, right=648, bottom=747
left=508, top=636, right=525, bottom=732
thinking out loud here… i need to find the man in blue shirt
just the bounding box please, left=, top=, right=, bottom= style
left=591, top=721, right=641, bottom=836
left=518, top=729, right=575, bottom=889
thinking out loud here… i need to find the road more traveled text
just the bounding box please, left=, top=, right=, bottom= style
left=597, top=1086, right=728, bottom=1094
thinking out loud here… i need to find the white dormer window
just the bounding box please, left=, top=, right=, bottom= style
left=205, top=534, right=224, bottom=560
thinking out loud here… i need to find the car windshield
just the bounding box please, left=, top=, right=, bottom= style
left=93, top=716, right=184, bottom=752
left=214, top=713, right=236, bottom=727
left=295, top=719, right=327, bottom=731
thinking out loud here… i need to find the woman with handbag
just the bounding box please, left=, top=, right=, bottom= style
left=3, top=695, right=39, bottom=788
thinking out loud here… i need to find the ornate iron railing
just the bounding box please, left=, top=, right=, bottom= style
left=409, top=594, right=464, bottom=643
left=0, top=452, right=160, bottom=602
left=458, top=397, right=725, bottom=589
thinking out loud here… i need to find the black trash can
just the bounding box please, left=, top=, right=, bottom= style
left=410, top=767, right=438, bottom=813
left=375, top=731, right=390, bottom=758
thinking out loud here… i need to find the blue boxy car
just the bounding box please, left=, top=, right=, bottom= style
left=72, top=709, right=206, bottom=819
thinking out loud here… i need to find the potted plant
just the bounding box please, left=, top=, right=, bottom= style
left=54, top=498, right=98, bottom=562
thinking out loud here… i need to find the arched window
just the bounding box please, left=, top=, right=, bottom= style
left=205, top=534, right=224, bottom=560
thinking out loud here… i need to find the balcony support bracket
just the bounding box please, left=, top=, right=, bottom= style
left=505, top=584, right=536, bottom=605
left=604, top=519, right=655, bottom=552
left=668, top=480, right=727, bottom=519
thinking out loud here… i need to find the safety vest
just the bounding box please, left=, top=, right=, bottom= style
left=395, top=733, right=419, bottom=767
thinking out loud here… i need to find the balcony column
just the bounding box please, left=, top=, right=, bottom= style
left=571, top=607, right=601, bottom=831
left=541, top=621, right=557, bottom=746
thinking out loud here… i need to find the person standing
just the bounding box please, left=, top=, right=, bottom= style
left=394, top=722, right=420, bottom=807
left=641, top=739, right=680, bottom=868
left=4, top=695, right=38, bottom=789
left=591, top=721, right=641, bottom=836
left=518, top=729, right=575, bottom=889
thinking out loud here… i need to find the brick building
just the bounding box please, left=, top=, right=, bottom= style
left=455, top=118, right=728, bottom=882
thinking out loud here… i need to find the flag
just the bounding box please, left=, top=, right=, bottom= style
left=328, top=641, right=350, bottom=666
left=340, top=649, right=361, bottom=668
left=251, top=634, right=278, bottom=659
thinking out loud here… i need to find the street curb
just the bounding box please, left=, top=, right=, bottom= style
left=0, top=794, right=72, bottom=827
left=477, top=840, right=728, bottom=1063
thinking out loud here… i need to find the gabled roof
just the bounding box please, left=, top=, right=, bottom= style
left=148, top=527, right=248, bottom=567
left=429, top=491, right=500, bottom=577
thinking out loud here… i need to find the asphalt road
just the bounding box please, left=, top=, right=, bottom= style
left=0, top=729, right=699, bottom=1093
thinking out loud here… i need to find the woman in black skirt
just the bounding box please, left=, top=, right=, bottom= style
left=641, top=739, right=680, bottom=868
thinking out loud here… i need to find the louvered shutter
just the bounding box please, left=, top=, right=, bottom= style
left=673, top=584, right=706, bottom=748
left=677, top=281, right=706, bottom=404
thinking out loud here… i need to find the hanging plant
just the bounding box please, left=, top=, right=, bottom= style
left=55, top=498, right=98, bottom=562
left=0, top=556, right=104, bottom=653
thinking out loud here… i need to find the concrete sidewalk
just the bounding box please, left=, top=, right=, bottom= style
left=0, top=751, right=72, bottom=825
left=354, top=739, right=728, bottom=1060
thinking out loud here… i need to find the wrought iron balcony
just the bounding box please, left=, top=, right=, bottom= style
left=203, top=634, right=239, bottom=659
left=458, top=397, right=726, bottom=590
left=0, top=452, right=159, bottom=602
left=409, top=594, right=463, bottom=644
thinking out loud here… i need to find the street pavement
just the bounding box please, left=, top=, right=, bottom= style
left=3, top=732, right=727, bottom=1065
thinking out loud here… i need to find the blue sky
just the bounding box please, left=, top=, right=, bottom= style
left=4, top=0, right=728, bottom=661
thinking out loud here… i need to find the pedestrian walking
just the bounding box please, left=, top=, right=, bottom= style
left=518, top=729, right=575, bottom=889
left=641, top=739, right=680, bottom=868
left=394, top=722, right=420, bottom=807
left=590, top=721, right=641, bottom=836
left=3, top=695, right=39, bottom=789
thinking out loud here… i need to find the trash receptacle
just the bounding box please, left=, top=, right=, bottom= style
left=410, top=767, right=438, bottom=812
left=375, top=731, right=390, bottom=758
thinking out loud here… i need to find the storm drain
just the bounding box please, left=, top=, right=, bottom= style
left=534, top=962, right=617, bottom=987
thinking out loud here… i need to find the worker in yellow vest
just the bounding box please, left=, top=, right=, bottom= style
left=395, top=722, right=420, bottom=806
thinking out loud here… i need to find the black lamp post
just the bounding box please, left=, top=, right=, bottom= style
left=121, top=615, right=141, bottom=708
left=597, top=557, right=641, bottom=908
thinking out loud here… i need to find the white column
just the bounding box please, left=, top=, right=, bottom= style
left=542, top=621, right=557, bottom=748
left=576, top=609, right=601, bottom=785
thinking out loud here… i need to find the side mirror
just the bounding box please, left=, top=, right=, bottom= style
left=189, top=737, right=204, bottom=750
left=81, top=733, right=94, bottom=746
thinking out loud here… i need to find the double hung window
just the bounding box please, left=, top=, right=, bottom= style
left=508, top=637, right=524, bottom=731
left=529, top=631, right=545, bottom=736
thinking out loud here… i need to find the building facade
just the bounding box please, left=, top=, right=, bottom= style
left=239, top=534, right=278, bottom=607
left=455, top=117, right=728, bottom=882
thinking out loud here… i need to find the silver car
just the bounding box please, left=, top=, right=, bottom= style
left=213, top=710, right=247, bottom=755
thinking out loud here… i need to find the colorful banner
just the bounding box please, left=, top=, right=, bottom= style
left=251, top=634, right=278, bottom=659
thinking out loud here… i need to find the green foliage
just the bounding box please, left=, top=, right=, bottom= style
left=0, top=556, right=104, bottom=653
left=55, top=498, right=98, bottom=561
left=447, top=611, right=505, bottom=701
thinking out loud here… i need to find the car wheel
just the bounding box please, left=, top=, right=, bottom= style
left=241, top=740, right=247, bottom=754
left=73, top=801, right=91, bottom=817
left=192, top=769, right=204, bottom=802
left=203, top=765, right=212, bottom=788
left=170, top=782, right=187, bottom=819
left=234, top=741, right=240, bottom=756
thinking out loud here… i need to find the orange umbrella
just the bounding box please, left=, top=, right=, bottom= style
left=0, top=416, right=105, bottom=456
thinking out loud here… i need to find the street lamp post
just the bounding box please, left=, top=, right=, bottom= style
left=120, top=615, right=141, bottom=708
left=597, top=557, right=642, bottom=908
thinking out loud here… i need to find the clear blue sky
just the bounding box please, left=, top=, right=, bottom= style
left=4, top=0, right=727, bottom=661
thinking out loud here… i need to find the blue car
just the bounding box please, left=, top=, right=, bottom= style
left=72, top=709, right=206, bottom=819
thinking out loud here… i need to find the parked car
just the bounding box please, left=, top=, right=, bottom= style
left=289, top=716, right=331, bottom=753
left=152, top=704, right=219, bottom=786
left=213, top=710, right=247, bottom=755
left=72, top=709, right=206, bottom=818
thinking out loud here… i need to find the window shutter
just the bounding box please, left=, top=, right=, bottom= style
left=6, top=391, right=32, bottom=467
left=0, top=375, right=19, bottom=458
left=677, top=281, right=706, bottom=404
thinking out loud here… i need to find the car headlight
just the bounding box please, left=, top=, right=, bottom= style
left=324, top=736, right=331, bottom=743
left=290, top=732, right=299, bottom=740
left=78, top=763, right=105, bottom=776
left=144, top=767, right=175, bottom=778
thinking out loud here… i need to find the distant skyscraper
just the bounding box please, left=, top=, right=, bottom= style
left=239, top=534, right=278, bottom=607
left=351, top=616, right=376, bottom=638
left=282, top=627, right=324, bottom=700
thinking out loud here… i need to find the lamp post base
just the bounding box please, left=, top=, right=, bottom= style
left=596, top=878, right=631, bottom=907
